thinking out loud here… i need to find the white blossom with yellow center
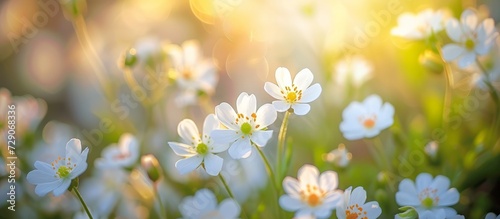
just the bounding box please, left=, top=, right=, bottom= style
left=336, top=186, right=382, bottom=219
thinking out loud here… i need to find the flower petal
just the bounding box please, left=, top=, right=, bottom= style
left=177, top=119, right=200, bottom=145
left=416, top=173, right=433, bottom=192
left=203, top=153, right=223, bottom=176
left=203, top=114, right=219, bottom=141
left=210, top=130, right=240, bottom=144
left=264, top=82, right=285, bottom=100
left=445, top=19, right=463, bottom=42
left=175, top=155, right=203, bottom=175
left=228, top=138, right=252, bottom=159
left=250, top=130, right=273, bottom=147
left=319, top=171, right=338, bottom=192
left=298, top=164, right=319, bottom=186
left=283, top=176, right=301, bottom=197
left=430, top=175, right=450, bottom=195
left=236, top=92, right=256, bottom=116
left=276, top=67, right=292, bottom=88
left=34, top=161, right=55, bottom=175
left=215, top=102, right=239, bottom=130
left=34, top=179, right=63, bottom=196
left=168, top=142, right=196, bottom=156
left=218, top=199, right=241, bottom=218
left=26, top=169, right=56, bottom=184
left=442, top=44, right=465, bottom=61
left=52, top=179, right=71, bottom=196
left=458, top=52, right=476, bottom=69
left=460, top=9, right=478, bottom=34
left=291, top=103, right=311, bottom=115
left=293, top=68, right=314, bottom=91
left=349, top=187, right=367, bottom=206
left=272, top=101, right=291, bottom=112
left=256, top=103, right=277, bottom=127
left=363, top=201, right=382, bottom=218
left=438, top=188, right=459, bottom=206
left=279, top=195, right=304, bottom=212
left=300, top=83, right=322, bottom=103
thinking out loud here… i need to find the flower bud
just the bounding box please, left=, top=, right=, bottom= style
left=419, top=50, right=444, bottom=74
left=59, top=0, right=87, bottom=19
left=424, top=141, right=438, bottom=160
left=397, top=206, right=418, bottom=219
left=141, top=154, right=161, bottom=183
left=121, top=48, right=138, bottom=69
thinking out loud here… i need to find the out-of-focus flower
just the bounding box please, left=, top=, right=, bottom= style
left=334, top=56, right=373, bottom=88
left=324, top=144, right=352, bottom=167
left=0, top=89, right=47, bottom=136
left=486, top=212, right=500, bottom=219
left=26, top=139, right=89, bottom=196
left=336, top=186, right=382, bottom=219
left=339, top=94, right=394, bottom=140
left=396, top=173, right=460, bottom=218
left=168, top=114, right=229, bottom=176
left=96, top=133, right=140, bottom=169
left=179, top=188, right=240, bottom=219
left=212, top=92, right=277, bottom=159
left=391, top=9, right=445, bottom=40
left=167, top=40, right=218, bottom=107
left=141, top=154, right=162, bottom=183
left=264, top=67, right=322, bottom=115
left=442, top=9, right=498, bottom=68
left=424, top=141, right=438, bottom=159
left=279, top=164, right=342, bottom=218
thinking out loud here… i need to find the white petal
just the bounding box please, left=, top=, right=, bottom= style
left=175, top=156, right=203, bottom=175
left=210, top=141, right=230, bottom=153
left=445, top=19, right=463, bottom=42
left=442, top=44, right=466, bottom=61
left=228, top=138, right=252, bottom=159
left=363, top=94, right=382, bottom=111
left=295, top=208, right=313, bottom=218
left=322, top=190, right=343, bottom=207
left=218, top=199, right=240, bottom=218
left=313, top=208, right=332, bottom=218
left=177, top=119, right=201, bottom=145
left=279, top=195, right=304, bottom=211
left=250, top=130, right=273, bottom=147
left=291, top=103, right=311, bottom=115
left=349, top=187, right=367, bottom=206
left=194, top=189, right=218, bottom=211
left=443, top=207, right=457, bottom=218
left=430, top=208, right=446, bottom=219
left=298, top=164, right=319, bottom=186
left=210, top=129, right=240, bottom=145
left=485, top=213, right=498, bottom=219
left=319, top=171, right=338, bottom=192
left=215, top=103, right=239, bottom=130
left=283, top=176, right=301, bottom=197
left=416, top=173, right=433, bottom=192
left=236, top=92, right=256, bottom=116
left=34, top=180, right=63, bottom=196
left=69, top=159, right=88, bottom=178
left=66, top=138, right=84, bottom=163
left=272, top=101, right=291, bottom=112
left=300, top=83, right=322, bottom=103
left=168, top=142, right=196, bottom=156
left=458, top=52, right=476, bottom=68
left=396, top=191, right=420, bottom=206
left=203, top=154, right=223, bottom=176
left=363, top=201, right=382, bottom=218
left=430, top=175, right=450, bottom=195
left=264, top=82, right=285, bottom=100
left=53, top=179, right=71, bottom=196
left=182, top=40, right=200, bottom=67
left=256, top=104, right=277, bottom=127
left=376, top=102, right=395, bottom=130
left=26, top=169, right=56, bottom=184
left=336, top=204, right=346, bottom=219
left=293, top=68, right=314, bottom=91
left=276, top=67, right=292, bottom=88
left=203, top=114, right=219, bottom=140
left=437, top=188, right=459, bottom=206
left=460, top=9, right=478, bottom=34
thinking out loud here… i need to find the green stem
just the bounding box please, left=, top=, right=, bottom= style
left=277, top=110, right=291, bottom=183
left=254, top=145, right=281, bottom=218
left=373, top=137, right=392, bottom=171
left=153, top=184, right=167, bottom=219
left=218, top=174, right=235, bottom=200
left=437, top=45, right=454, bottom=126
left=475, top=59, right=500, bottom=147
left=73, top=187, right=93, bottom=219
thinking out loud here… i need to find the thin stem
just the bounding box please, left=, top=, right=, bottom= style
left=73, top=187, right=93, bottom=219
left=277, top=110, right=291, bottom=183
left=373, top=137, right=392, bottom=171
left=153, top=184, right=167, bottom=219
left=437, top=46, right=454, bottom=126
left=254, top=145, right=281, bottom=218
left=123, top=68, right=150, bottom=106
left=218, top=174, right=235, bottom=200
left=475, top=59, right=500, bottom=147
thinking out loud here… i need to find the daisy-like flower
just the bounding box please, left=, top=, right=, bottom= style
left=26, top=138, right=89, bottom=197
left=211, top=92, right=277, bottom=159
left=324, top=144, right=352, bottom=168
left=96, top=133, right=140, bottom=169
left=336, top=186, right=382, bottom=219
left=442, top=9, right=499, bottom=68
left=334, top=56, right=373, bottom=88
left=396, top=173, right=460, bottom=218
left=279, top=164, right=342, bottom=218
left=167, top=40, right=218, bottom=107
left=391, top=9, right=445, bottom=40
left=168, top=114, right=229, bottom=176
left=486, top=212, right=500, bottom=219
left=264, top=67, right=322, bottom=115
left=179, top=188, right=240, bottom=219
left=339, top=94, right=395, bottom=140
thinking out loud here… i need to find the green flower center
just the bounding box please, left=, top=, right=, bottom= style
left=421, top=197, right=434, bottom=209
left=465, top=38, right=475, bottom=50
left=241, top=122, right=252, bottom=135
left=196, top=143, right=209, bottom=155
left=57, top=166, right=71, bottom=178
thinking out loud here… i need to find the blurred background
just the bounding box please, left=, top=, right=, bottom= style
left=0, top=0, right=499, bottom=218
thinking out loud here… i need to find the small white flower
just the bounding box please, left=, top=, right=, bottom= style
left=96, top=133, right=140, bottom=169
left=168, top=114, right=229, bottom=176
left=324, top=144, right=352, bottom=168
left=391, top=9, right=445, bottom=40
left=336, top=186, right=382, bottom=219
left=26, top=138, right=89, bottom=197
left=424, top=141, right=439, bottom=159
left=339, top=94, right=395, bottom=140
left=279, top=164, right=342, bottom=218
left=442, top=9, right=499, bottom=68
left=334, top=56, right=373, bottom=88
left=264, top=67, right=322, bottom=115
left=179, top=188, right=240, bottom=219
left=167, top=40, right=218, bottom=106
left=486, top=212, right=500, bottom=219
left=396, top=173, right=460, bottom=219
left=212, top=92, right=277, bottom=159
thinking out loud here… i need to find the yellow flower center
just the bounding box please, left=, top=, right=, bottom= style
left=57, top=166, right=71, bottom=178
left=241, top=122, right=252, bottom=135
left=286, top=92, right=297, bottom=103
left=422, top=197, right=434, bottom=209
left=282, top=85, right=303, bottom=103
left=465, top=38, right=475, bottom=50
left=196, top=143, right=209, bottom=155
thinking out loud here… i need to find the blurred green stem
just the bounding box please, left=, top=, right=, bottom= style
left=153, top=184, right=167, bottom=219
left=254, top=145, right=281, bottom=218
left=373, top=137, right=392, bottom=171
left=277, top=110, right=291, bottom=185
left=437, top=46, right=454, bottom=126
left=73, top=187, right=93, bottom=219
left=218, top=174, right=248, bottom=219
left=475, top=59, right=500, bottom=146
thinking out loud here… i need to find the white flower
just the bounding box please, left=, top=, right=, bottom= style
left=396, top=173, right=460, bottom=219
left=167, top=40, right=218, bottom=106
left=168, top=114, right=229, bottom=176
left=336, top=186, right=382, bottom=219
left=179, top=188, right=240, bottom=219
left=339, top=94, right=395, bottom=140
left=211, top=92, right=277, bottom=159
left=279, top=164, right=342, bottom=218
left=96, top=133, right=139, bottom=169
left=442, top=9, right=499, bottom=68
left=486, top=212, right=500, bottom=219
left=26, top=139, right=89, bottom=197
left=334, top=56, right=373, bottom=88
left=324, top=144, right=352, bottom=168
left=264, top=67, right=322, bottom=115
left=424, top=141, right=438, bottom=159
left=391, top=9, right=445, bottom=40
